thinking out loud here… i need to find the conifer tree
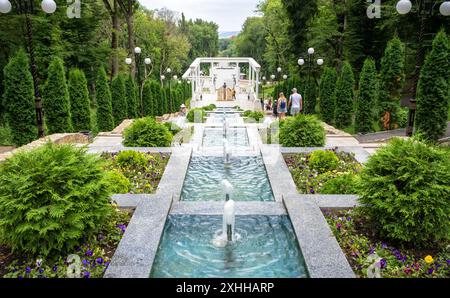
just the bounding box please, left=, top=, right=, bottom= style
left=379, top=37, right=405, bottom=130
left=415, top=30, right=450, bottom=141
left=303, top=80, right=317, bottom=114
left=355, top=58, right=378, bottom=133
left=335, top=62, right=355, bottom=129
left=95, top=67, right=114, bottom=132
left=125, top=74, right=139, bottom=118
left=68, top=69, right=91, bottom=132
left=150, top=81, right=162, bottom=116
left=111, top=74, right=128, bottom=125
left=142, top=80, right=154, bottom=116
left=43, top=56, right=72, bottom=134
left=319, top=67, right=337, bottom=124
left=2, top=49, right=37, bottom=146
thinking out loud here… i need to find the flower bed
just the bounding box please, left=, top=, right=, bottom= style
left=284, top=149, right=362, bottom=194
left=323, top=208, right=450, bottom=278
left=103, top=151, right=170, bottom=194
left=0, top=208, right=132, bottom=278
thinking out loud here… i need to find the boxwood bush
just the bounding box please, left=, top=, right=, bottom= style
left=186, top=108, right=206, bottom=123
left=309, top=150, right=339, bottom=173
left=358, top=137, right=450, bottom=245
left=0, top=143, right=113, bottom=256
left=123, top=117, right=173, bottom=147
left=279, top=114, right=325, bottom=147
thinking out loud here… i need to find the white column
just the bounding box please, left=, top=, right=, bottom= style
left=255, top=69, right=260, bottom=100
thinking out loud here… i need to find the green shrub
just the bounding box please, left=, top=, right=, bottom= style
left=186, top=108, right=206, bottom=123
left=203, top=104, right=216, bottom=111
left=0, top=125, right=13, bottom=146
left=68, top=69, right=91, bottom=132
left=43, top=57, right=73, bottom=134
left=245, top=111, right=264, bottom=122
left=309, top=150, right=339, bottom=173
left=0, top=143, right=113, bottom=255
left=95, top=67, right=114, bottom=132
left=358, top=137, right=450, bottom=245
left=106, top=169, right=131, bottom=194
left=394, top=107, right=409, bottom=128
left=279, top=114, right=325, bottom=147
left=415, top=30, right=450, bottom=141
left=111, top=74, right=128, bottom=126
left=320, top=173, right=359, bottom=194
left=115, top=150, right=149, bottom=169
left=163, top=122, right=182, bottom=135
left=123, top=117, right=173, bottom=147
left=2, top=50, right=38, bottom=146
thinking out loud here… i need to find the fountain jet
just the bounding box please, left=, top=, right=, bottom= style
left=221, top=179, right=233, bottom=201
left=223, top=138, right=232, bottom=166
left=212, top=199, right=236, bottom=247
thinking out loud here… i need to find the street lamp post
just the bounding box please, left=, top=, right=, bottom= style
left=395, top=0, right=450, bottom=136
left=1, top=0, right=57, bottom=138
left=166, top=68, right=172, bottom=113
left=298, top=48, right=324, bottom=114
left=125, top=47, right=151, bottom=117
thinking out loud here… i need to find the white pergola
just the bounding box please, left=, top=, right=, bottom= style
left=182, top=57, right=261, bottom=100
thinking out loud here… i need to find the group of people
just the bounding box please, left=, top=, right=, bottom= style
left=264, top=88, right=303, bottom=120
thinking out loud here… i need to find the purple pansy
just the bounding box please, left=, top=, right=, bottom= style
left=83, top=271, right=91, bottom=278
left=85, top=250, right=93, bottom=257
left=380, top=259, right=387, bottom=269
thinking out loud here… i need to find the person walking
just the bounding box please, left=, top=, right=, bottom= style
left=277, top=92, right=288, bottom=120
left=289, top=88, right=302, bottom=116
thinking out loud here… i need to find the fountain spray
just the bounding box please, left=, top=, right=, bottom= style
left=224, top=200, right=235, bottom=242
left=221, top=179, right=233, bottom=201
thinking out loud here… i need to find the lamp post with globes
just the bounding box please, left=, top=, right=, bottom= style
left=0, top=0, right=58, bottom=138
left=125, top=47, right=152, bottom=117
left=298, top=47, right=324, bottom=114
left=395, top=0, right=450, bottom=136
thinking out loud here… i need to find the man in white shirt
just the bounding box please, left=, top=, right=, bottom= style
left=289, top=88, right=302, bottom=116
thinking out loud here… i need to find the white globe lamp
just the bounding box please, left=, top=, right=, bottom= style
left=0, top=0, right=12, bottom=14
left=396, top=0, right=412, bottom=14
left=440, top=1, right=450, bottom=16
left=144, top=58, right=151, bottom=65
left=41, top=0, right=57, bottom=14
left=317, top=58, right=324, bottom=66
left=298, top=58, right=305, bottom=66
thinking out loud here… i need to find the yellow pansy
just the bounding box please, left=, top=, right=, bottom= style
left=424, top=255, right=434, bottom=264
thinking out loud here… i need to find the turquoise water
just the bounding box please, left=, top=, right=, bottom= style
left=150, top=215, right=308, bottom=278
left=181, top=156, right=274, bottom=201
left=202, top=127, right=249, bottom=147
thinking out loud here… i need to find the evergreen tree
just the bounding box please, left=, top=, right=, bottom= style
left=111, top=74, right=128, bottom=125
left=379, top=37, right=405, bottom=130
left=303, top=80, right=317, bottom=115
left=2, top=49, right=37, bottom=146
left=334, top=62, right=355, bottom=129
left=95, top=67, right=114, bottom=132
left=125, top=74, right=139, bottom=118
left=68, top=69, right=91, bottom=132
left=142, top=80, right=154, bottom=116
left=355, top=58, right=378, bottom=133
left=415, top=30, right=450, bottom=141
left=150, top=81, right=162, bottom=116
left=319, top=67, right=337, bottom=124
left=43, top=57, right=72, bottom=134
left=161, top=87, right=168, bottom=115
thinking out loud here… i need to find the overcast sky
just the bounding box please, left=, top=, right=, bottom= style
left=139, top=0, right=261, bottom=32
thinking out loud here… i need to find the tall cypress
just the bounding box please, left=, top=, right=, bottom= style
left=95, top=67, right=114, bottom=132
left=68, top=69, right=91, bottom=132
left=43, top=56, right=72, bottom=134
left=415, top=30, right=450, bottom=141
left=111, top=74, right=128, bottom=125
left=303, top=80, right=317, bottom=114
left=2, top=49, right=37, bottom=146
left=125, top=74, right=139, bottom=118
left=379, top=37, right=405, bottom=130
left=142, top=80, right=154, bottom=116
left=355, top=58, right=378, bottom=133
left=150, top=81, right=162, bottom=116
left=319, top=67, right=337, bottom=124
left=161, top=87, right=168, bottom=115
left=334, top=62, right=355, bottom=129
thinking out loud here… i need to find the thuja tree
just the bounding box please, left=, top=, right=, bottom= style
left=415, top=30, right=450, bottom=141
left=303, top=80, right=317, bottom=115
left=68, top=69, right=91, bottom=132
left=95, top=67, right=114, bottom=132
left=111, top=75, right=128, bottom=126
left=150, top=81, right=162, bottom=116
left=125, top=74, right=139, bottom=119
left=355, top=58, right=378, bottom=133
left=319, top=67, right=337, bottom=124
left=161, top=87, right=168, bottom=115
left=379, top=37, right=405, bottom=130
left=334, top=62, right=355, bottom=129
left=2, top=49, right=37, bottom=146
left=43, top=57, right=72, bottom=134
left=142, top=80, right=154, bottom=116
